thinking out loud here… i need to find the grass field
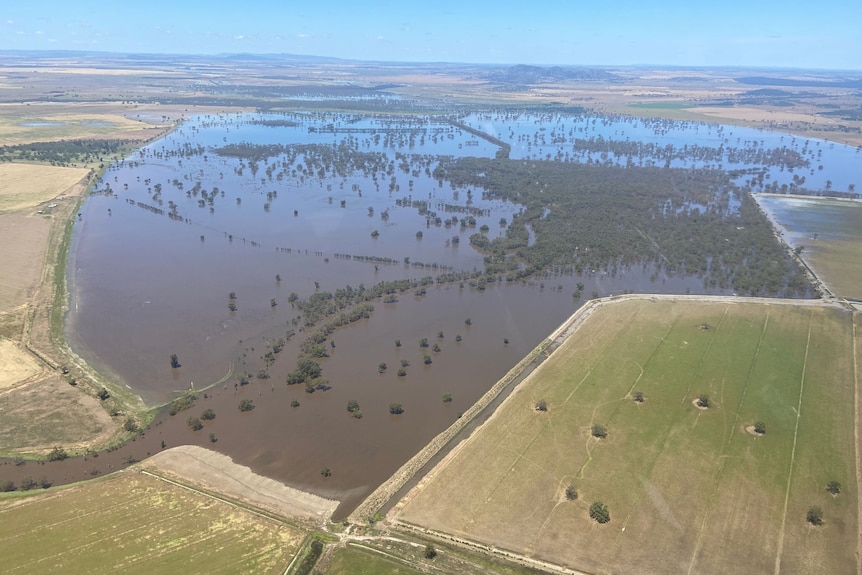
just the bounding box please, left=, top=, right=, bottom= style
left=397, top=299, right=858, bottom=574
left=0, top=472, right=303, bottom=574
left=0, top=163, right=88, bottom=213
left=325, top=546, right=424, bottom=575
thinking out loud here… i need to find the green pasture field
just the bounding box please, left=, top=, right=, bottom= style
left=398, top=299, right=858, bottom=574
left=0, top=471, right=303, bottom=574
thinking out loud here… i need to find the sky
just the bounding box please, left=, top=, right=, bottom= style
left=2, top=0, right=861, bottom=70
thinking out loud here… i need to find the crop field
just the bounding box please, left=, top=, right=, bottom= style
left=0, top=163, right=88, bottom=213
left=397, top=298, right=858, bottom=574
left=0, top=471, right=303, bottom=574
left=801, top=201, right=862, bottom=301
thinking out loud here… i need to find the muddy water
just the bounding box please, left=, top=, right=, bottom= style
left=9, top=111, right=806, bottom=518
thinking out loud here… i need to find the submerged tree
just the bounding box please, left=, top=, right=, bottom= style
left=170, top=354, right=181, bottom=369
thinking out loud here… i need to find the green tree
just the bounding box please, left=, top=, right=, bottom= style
left=47, top=446, right=68, bottom=461
left=806, top=506, right=823, bottom=525
left=754, top=421, right=766, bottom=434
left=536, top=399, right=548, bottom=411
left=123, top=417, right=138, bottom=432
left=200, top=408, right=216, bottom=421
left=632, top=391, right=644, bottom=403
left=697, top=394, right=711, bottom=408
left=826, top=481, right=841, bottom=495
left=565, top=484, right=578, bottom=500
left=187, top=417, right=203, bottom=431
left=424, top=545, right=437, bottom=560
left=591, top=424, right=608, bottom=438
left=389, top=403, right=404, bottom=415
left=347, top=400, right=360, bottom=413
left=238, top=399, right=255, bottom=412
left=590, top=501, right=610, bottom=523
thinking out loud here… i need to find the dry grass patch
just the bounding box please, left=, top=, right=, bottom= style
left=0, top=339, right=41, bottom=390
left=397, top=299, right=857, bottom=575
left=0, top=471, right=303, bottom=574
left=0, top=163, right=88, bottom=213
left=0, top=212, right=52, bottom=312
left=0, top=374, right=117, bottom=455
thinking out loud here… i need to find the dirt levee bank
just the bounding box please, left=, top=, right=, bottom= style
left=142, top=445, right=338, bottom=525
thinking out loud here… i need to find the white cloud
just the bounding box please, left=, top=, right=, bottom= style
left=234, top=35, right=245, bottom=40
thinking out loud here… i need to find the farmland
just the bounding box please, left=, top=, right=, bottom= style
left=396, top=298, right=858, bottom=574
left=0, top=471, right=303, bottom=574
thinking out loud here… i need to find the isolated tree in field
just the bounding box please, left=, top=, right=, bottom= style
left=536, top=399, right=548, bottom=412
left=389, top=403, right=404, bottom=415
left=238, top=399, right=255, bottom=412
left=697, top=394, right=711, bottom=408
left=170, top=354, right=181, bottom=369
left=632, top=391, right=644, bottom=403
left=754, top=421, right=766, bottom=435
left=826, top=481, right=841, bottom=495
left=590, top=501, right=610, bottom=523
left=807, top=506, right=823, bottom=525
left=424, top=545, right=437, bottom=560
left=591, top=424, right=608, bottom=439
left=565, top=484, right=578, bottom=500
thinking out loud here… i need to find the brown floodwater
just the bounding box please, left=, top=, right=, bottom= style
left=2, top=112, right=740, bottom=518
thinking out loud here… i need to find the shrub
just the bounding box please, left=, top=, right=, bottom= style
left=47, top=447, right=68, bottom=461
left=806, top=506, right=823, bottom=525
left=590, top=501, right=610, bottom=523
left=169, top=393, right=197, bottom=415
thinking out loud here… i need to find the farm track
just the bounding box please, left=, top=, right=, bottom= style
left=773, top=310, right=813, bottom=575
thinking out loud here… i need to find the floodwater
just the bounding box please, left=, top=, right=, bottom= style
left=15, top=110, right=858, bottom=518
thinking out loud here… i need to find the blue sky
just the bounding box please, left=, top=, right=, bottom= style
left=3, top=1, right=860, bottom=69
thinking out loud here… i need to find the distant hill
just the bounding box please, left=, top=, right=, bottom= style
left=481, top=64, right=621, bottom=84
left=736, top=76, right=862, bottom=89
